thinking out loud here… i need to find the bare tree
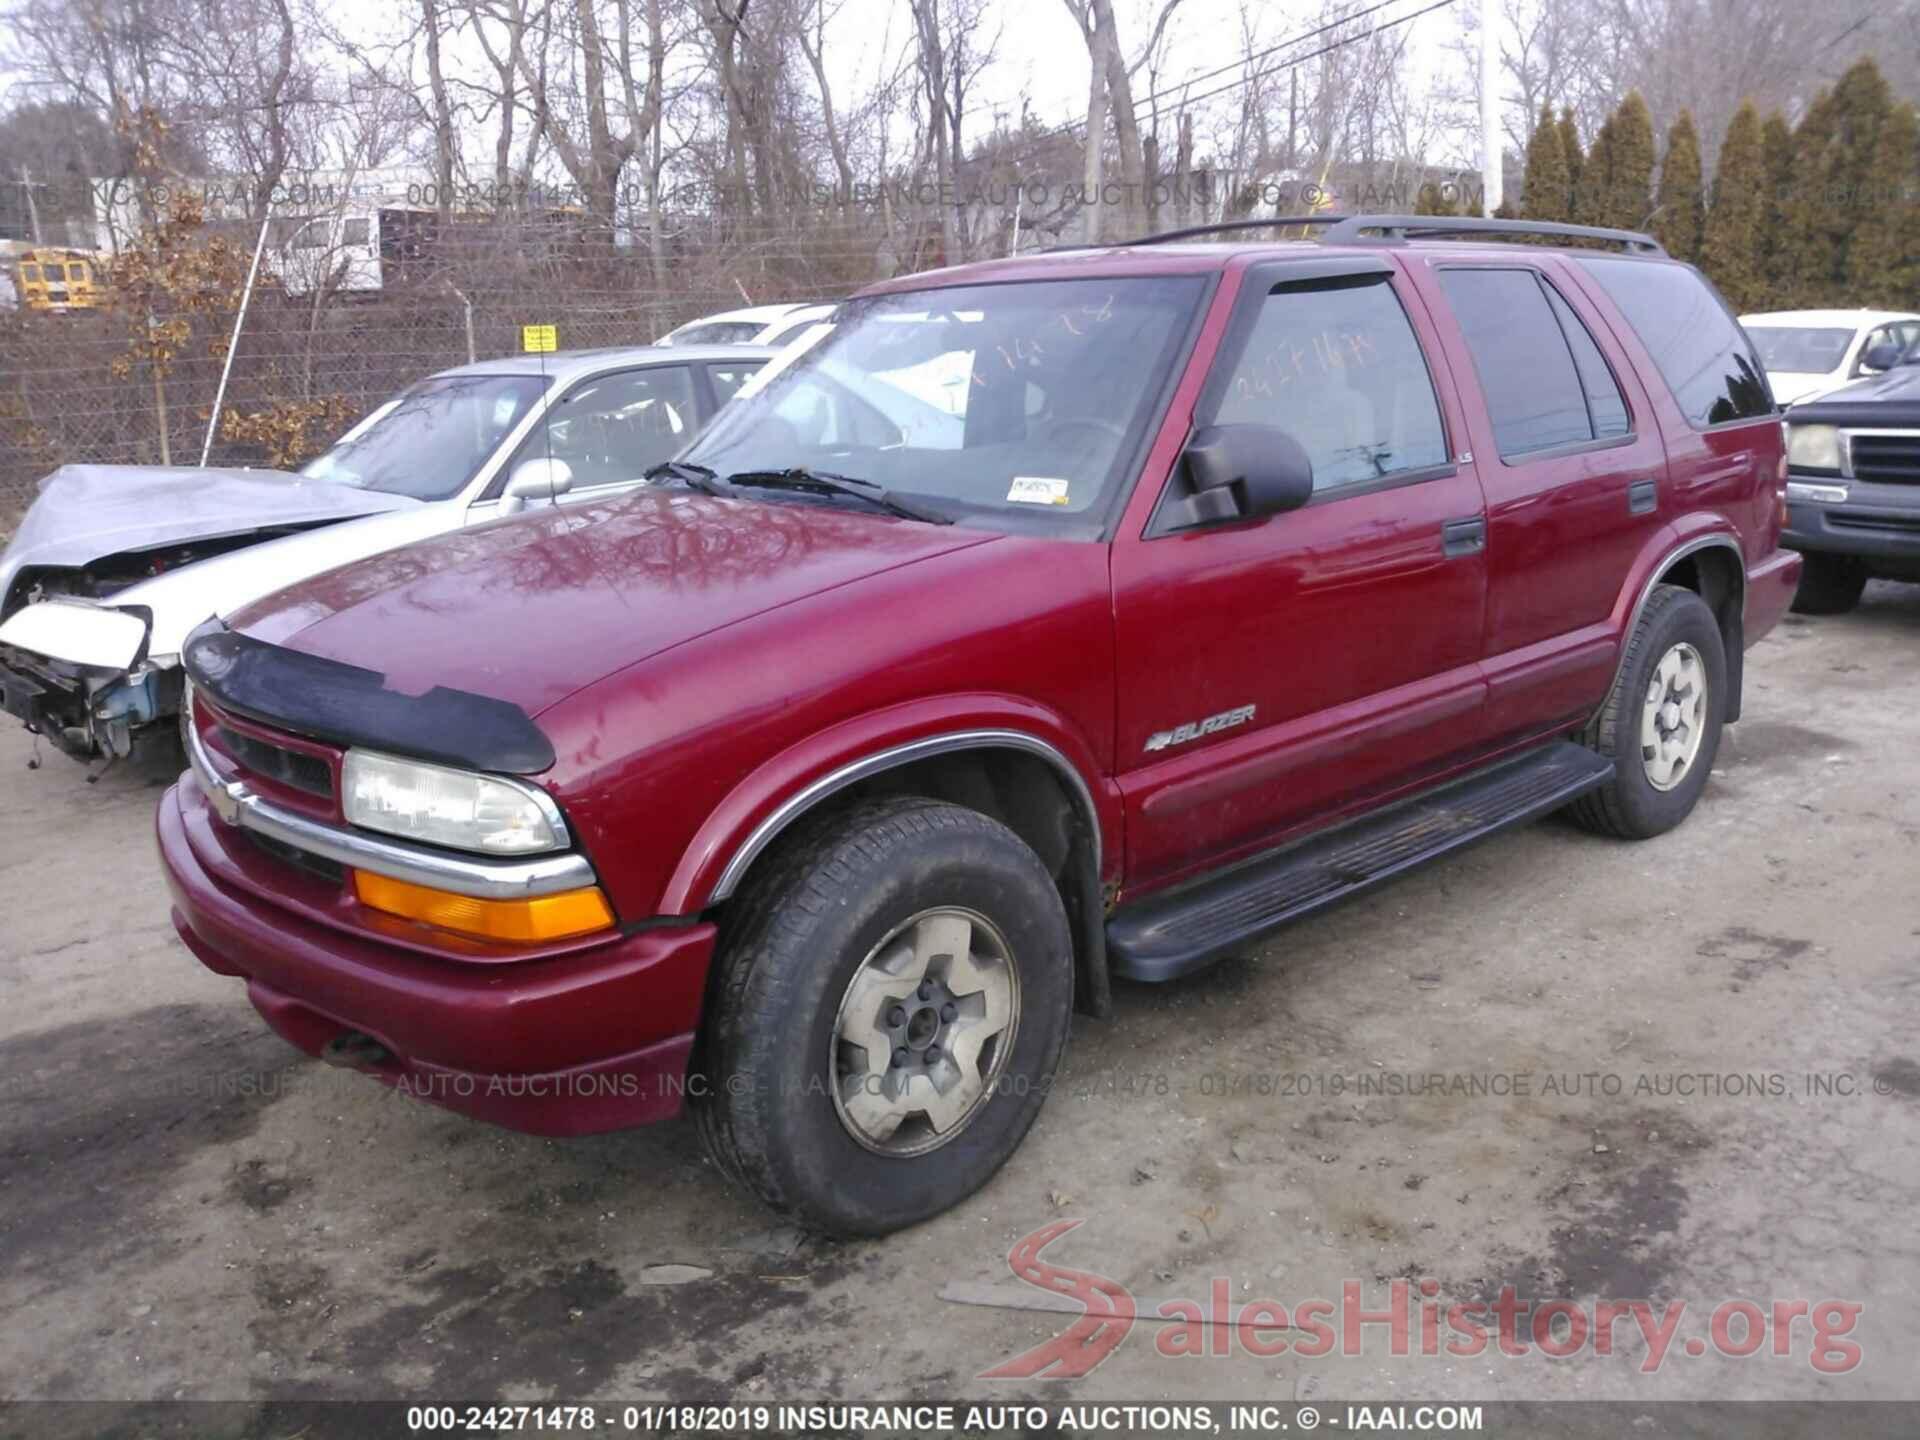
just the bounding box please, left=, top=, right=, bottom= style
left=1061, top=0, right=1184, bottom=241
left=795, top=0, right=852, bottom=199
left=417, top=0, right=459, bottom=214
left=464, top=0, right=531, bottom=194
left=517, top=0, right=666, bottom=230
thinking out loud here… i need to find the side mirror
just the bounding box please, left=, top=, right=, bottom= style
left=1183, top=424, right=1315, bottom=523
left=499, top=456, right=573, bottom=514
left=1860, top=341, right=1903, bottom=375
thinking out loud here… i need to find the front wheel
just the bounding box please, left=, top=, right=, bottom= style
left=691, top=797, right=1074, bottom=1236
left=1568, top=584, right=1726, bottom=839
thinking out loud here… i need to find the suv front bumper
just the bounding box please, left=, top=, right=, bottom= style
left=1784, top=472, right=1920, bottom=577
left=158, top=777, right=716, bottom=1136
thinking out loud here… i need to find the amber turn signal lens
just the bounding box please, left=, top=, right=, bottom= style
left=353, top=871, right=614, bottom=942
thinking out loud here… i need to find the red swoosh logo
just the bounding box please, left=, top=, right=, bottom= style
left=979, top=1219, right=1136, bottom=1379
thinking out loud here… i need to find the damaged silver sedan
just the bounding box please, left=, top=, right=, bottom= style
left=0, top=343, right=773, bottom=765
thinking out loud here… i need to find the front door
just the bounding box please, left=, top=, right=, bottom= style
left=473, top=362, right=704, bottom=516
left=1111, top=262, right=1492, bottom=895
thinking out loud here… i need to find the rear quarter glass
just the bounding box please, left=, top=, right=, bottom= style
left=1574, top=256, right=1778, bottom=425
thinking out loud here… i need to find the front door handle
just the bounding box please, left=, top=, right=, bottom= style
left=1441, top=516, right=1486, bottom=557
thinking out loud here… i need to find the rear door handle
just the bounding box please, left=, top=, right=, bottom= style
left=1629, top=479, right=1659, bottom=514
left=1441, top=516, right=1486, bottom=557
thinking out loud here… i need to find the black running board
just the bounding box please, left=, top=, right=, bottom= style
left=1106, top=741, right=1613, bottom=982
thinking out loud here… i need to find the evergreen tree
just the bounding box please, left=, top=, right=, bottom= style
left=1522, top=104, right=1571, bottom=222
left=1652, top=110, right=1705, bottom=261
left=1778, top=63, right=1893, bottom=305
left=1559, top=108, right=1584, bottom=206
left=1827, top=60, right=1895, bottom=296
left=1574, top=113, right=1616, bottom=228
left=1758, top=110, right=1795, bottom=306
left=1609, top=92, right=1657, bottom=231
left=1847, top=101, right=1920, bottom=307
left=1777, top=90, right=1839, bottom=305
left=1700, top=101, right=1767, bottom=311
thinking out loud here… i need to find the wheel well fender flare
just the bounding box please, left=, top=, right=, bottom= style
left=660, top=702, right=1116, bottom=917
left=1599, top=530, right=1745, bottom=721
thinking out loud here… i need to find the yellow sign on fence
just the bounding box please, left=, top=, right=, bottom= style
left=521, top=324, right=558, bottom=353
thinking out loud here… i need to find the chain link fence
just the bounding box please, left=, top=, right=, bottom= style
left=0, top=212, right=908, bottom=528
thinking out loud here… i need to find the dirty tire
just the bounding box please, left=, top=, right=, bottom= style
left=1568, top=584, right=1727, bottom=840
left=1789, top=553, right=1867, bottom=615
left=691, top=796, right=1073, bottom=1237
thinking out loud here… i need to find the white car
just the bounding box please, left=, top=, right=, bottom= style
left=657, top=302, right=837, bottom=348
left=0, top=343, right=773, bottom=764
left=1741, top=309, right=1920, bottom=406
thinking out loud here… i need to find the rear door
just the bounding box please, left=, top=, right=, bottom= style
left=1412, top=258, right=1669, bottom=741
left=1111, top=258, right=1492, bottom=893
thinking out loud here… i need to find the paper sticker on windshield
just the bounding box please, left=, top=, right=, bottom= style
left=1008, top=476, right=1070, bottom=506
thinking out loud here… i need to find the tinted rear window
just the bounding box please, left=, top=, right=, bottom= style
left=1575, top=257, right=1774, bottom=426
left=1437, top=268, right=1595, bottom=457
left=1543, top=284, right=1630, bottom=440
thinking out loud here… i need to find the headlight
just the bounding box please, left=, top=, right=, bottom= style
left=342, top=749, right=567, bottom=855
left=1786, top=424, right=1842, bottom=473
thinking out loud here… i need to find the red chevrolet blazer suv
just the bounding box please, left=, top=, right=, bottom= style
left=159, top=215, right=1802, bottom=1235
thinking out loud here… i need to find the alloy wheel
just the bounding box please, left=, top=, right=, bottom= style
left=829, top=907, right=1020, bottom=1157
left=1641, top=641, right=1708, bottom=792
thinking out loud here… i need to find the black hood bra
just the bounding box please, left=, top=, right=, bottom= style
left=184, top=618, right=556, bottom=775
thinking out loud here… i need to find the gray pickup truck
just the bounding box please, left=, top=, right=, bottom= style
left=1782, top=352, right=1920, bottom=613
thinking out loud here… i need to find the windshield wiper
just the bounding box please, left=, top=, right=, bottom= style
left=721, top=467, right=953, bottom=525
left=644, top=459, right=729, bottom=496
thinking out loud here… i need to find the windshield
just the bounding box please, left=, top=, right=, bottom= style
left=301, top=374, right=547, bottom=500
left=679, top=276, right=1207, bottom=533
left=1745, top=327, right=1854, bottom=374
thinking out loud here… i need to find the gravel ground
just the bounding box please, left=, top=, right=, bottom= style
left=1, top=585, right=1917, bottom=1421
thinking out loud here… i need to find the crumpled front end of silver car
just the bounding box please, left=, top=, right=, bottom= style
left=0, top=599, right=175, bottom=761
left=0, top=460, right=416, bottom=762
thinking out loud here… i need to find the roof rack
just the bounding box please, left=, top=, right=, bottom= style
left=1116, top=212, right=1665, bottom=256
left=1323, top=214, right=1665, bottom=255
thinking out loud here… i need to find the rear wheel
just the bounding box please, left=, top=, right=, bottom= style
left=1569, top=584, right=1726, bottom=839
left=1789, top=553, right=1867, bottom=615
left=691, top=797, right=1074, bottom=1236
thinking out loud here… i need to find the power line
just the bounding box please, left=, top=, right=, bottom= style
left=999, top=0, right=1462, bottom=157
left=1151, top=0, right=1460, bottom=118
left=1130, top=0, right=1443, bottom=120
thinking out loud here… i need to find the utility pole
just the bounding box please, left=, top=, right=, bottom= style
left=1288, top=70, right=1298, bottom=169
left=21, top=168, right=44, bottom=244
left=1480, top=0, right=1503, bottom=215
